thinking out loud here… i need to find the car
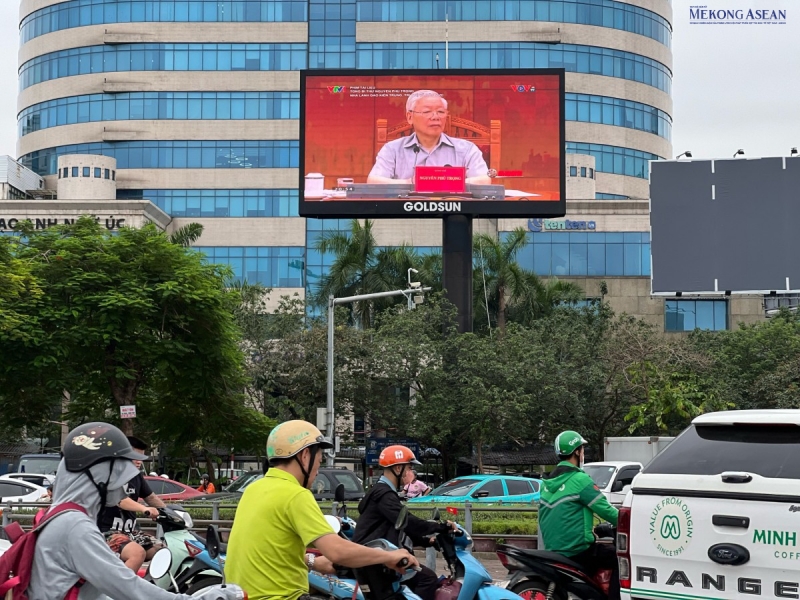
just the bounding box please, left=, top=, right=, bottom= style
left=15, top=454, right=60, bottom=476
left=582, top=461, right=642, bottom=505
left=621, top=409, right=800, bottom=599
left=192, top=467, right=366, bottom=502
left=0, top=478, right=48, bottom=503
left=407, top=474, right=541, bottom=504
left=0, top=472, right=55, bottom=488
left=143, top=476, right=204, bottom=502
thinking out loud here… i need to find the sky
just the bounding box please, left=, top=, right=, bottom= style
left=0, top=0, right=797, bottom=161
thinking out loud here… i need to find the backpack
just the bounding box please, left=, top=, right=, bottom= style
left=0, top=503, right=87, bottom=600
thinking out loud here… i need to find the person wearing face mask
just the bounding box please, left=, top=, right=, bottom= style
left=539, top=431, right=620, bottom=600
left=27, top=422, right=245, bottom=600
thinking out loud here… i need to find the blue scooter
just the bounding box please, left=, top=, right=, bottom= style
left=428, top=508, right=525, bottom=600
left=310, top=500, right=421, bottom=600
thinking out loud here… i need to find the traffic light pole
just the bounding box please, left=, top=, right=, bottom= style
left=326, top=286, right=431, bottom=466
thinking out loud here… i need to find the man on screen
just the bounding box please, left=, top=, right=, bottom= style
left=368, top=90, right=492, bottom=185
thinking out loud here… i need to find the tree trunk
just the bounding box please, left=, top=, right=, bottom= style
left=497, top=287, right=507, bottom=335
left=119, top=419, right=134, bottom=436
left=203, top=448, right=217, bottom=484
left=476, top=439, right=484, bottom=474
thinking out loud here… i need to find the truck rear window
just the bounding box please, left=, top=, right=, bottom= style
left=644, top=424, right=800, bottom=480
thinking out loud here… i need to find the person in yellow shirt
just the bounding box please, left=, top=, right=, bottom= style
left=226, top=420, right=419, bottom=600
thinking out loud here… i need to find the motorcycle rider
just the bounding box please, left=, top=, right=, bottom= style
left=539, top=431, right=620, bottom=600
left=353, top=445, right=456, bottom=600
left=225, top=420, right=419, bottom=600
left=28, top=422, right=245, bottom=600
left=98, top=436, right=166, bottom=572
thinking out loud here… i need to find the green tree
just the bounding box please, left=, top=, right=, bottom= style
left=311, top=219, right=418, bottom=328
left=1, top=217, right=273, bottom=453
left=473, top=228, right=583, bottom=333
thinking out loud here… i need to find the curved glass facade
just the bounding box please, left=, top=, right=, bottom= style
left=566, top=93, right=671, bottom=140
left=19, top=92, right=300, bottom=137
left=566, top=142, right=660, bottom=179
left=355, top=43, right=672, bottom=93
left=507, top=231, right=651, bottom=277
left=18, top=91, right=669, bottom=141
left=21, top=1, right=307, bottom=43
left=20, top=140, right=299, bottom=175
left=117, top=189, right=299, bottom=217
left=197, top=246, right=305, bottom=288
left=358, top=0, right=671, bottom=47
left=19, top=43, right=307, bottom=90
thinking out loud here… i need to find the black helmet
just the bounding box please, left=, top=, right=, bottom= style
left=63, top=422, right=148, bottom=472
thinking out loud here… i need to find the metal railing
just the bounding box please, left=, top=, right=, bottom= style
left=3, top=499, right=539, bottom=540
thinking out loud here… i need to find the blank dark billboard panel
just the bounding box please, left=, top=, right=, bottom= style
left=651, top=157, right=800, bottom=294
left=299, top=69, right=565, bottom=219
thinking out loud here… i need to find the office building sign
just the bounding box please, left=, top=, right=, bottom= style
left=0, top=216, right=126, bottom=231
left=528, top=218, right=597, bottom=232
left=299, top=69, right=566, bottom=219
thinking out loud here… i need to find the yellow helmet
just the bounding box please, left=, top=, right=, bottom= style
left=267, top=420, right=333, bottom=462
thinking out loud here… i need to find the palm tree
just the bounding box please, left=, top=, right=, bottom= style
left=311, top=220, right=417, bottom=328
left=509, top=272, right=585, bottom=326
left=472, top=228, right=529, bottom=334
left=169, top=223, right=204, bottom=247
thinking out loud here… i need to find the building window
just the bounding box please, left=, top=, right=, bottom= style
left=117, top=189, right=300, bottom=218
left=104, top=169, right=110, bottom=179
left=63, top=167, right=69, bottom=178
left=580, top=167, right=587, bottom=177
left=508, top=231, right=651, bottom=277
left=589, top=168, right=594, bottom=179
left=569, top=166, right=577, bottom=177
left=196, top=247, right=306, bottom=288
left=94, top=167, right=101, bottom=178
left=112, top=170, right=116, bottom=181
left=665, top=300, right=728, bottom=332
left=82, top=167, right=90, bottom=177
left=57, top=171, right=61, bottom=179
left=71, top=167, right=78, bottom=177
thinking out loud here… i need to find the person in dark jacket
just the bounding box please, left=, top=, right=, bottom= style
left=353, top=445, right=455, bottom=600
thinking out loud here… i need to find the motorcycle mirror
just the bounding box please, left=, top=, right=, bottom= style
left=395, top=505, right=409, bottom=531
left=324, top=514, right=341, bottom=534
left=148, top=548, right=172, bottom=580
left=334, top=483, right=345, bottom=502
left=206, top=525, right=221, bottom=560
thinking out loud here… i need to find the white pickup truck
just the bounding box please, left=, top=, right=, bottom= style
left=584, top=461, right=643, bottom=505
left=619, top=409, right=800, bottom=600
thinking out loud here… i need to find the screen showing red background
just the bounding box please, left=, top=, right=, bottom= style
left=303, top=73, right=562, bottom=202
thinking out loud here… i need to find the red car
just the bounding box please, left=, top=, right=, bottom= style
left=144, top=476, right=204, bottom=502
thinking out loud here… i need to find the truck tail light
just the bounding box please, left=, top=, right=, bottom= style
left=617, top=506, right=631, bottom=589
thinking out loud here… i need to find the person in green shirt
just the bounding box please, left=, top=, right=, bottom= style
left=225, top=420, right=419, bottom=600
left=539, top=430, right=620, bottom=600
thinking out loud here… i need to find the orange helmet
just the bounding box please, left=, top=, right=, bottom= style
left=379, top=445, right=422, bottom=467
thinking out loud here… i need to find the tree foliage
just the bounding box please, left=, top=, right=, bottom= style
left=0, top=217, right=273, bottom=455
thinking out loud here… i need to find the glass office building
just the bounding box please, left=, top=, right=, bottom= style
left=17, top=0, right=756, bottom=331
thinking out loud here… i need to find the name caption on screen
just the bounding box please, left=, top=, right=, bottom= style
left=404, top=201, right=462, bottom=212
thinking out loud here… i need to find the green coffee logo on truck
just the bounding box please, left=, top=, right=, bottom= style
left=753, top=529, right=800, bottom=560
left=650, top=497, right=693, bottom=557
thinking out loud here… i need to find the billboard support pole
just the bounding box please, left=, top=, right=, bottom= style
left=442, top=215, right=473, bottom=333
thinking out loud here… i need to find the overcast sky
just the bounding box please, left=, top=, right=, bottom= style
left=0, top=0, right=796, bottom=161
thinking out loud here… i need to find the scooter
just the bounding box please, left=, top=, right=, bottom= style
left=149, top=506, right=222, bottom=593
left=495, top=525, right=617, bottom=600
left=182, top=536, right=226, bottom=593
left=309, top=504, right=422, bottom=600
left=429, top=509, right=527, bottom=600
left=148, top=527, right=246, bottom=598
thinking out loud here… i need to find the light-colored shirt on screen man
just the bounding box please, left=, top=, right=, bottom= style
left=368, top=133, right=489, bottom=181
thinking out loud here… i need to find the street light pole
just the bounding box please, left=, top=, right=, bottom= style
left=325, top=286, right=431, bottom=466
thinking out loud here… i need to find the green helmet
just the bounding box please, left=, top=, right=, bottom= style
left=554, top=430, right=588, bottom=457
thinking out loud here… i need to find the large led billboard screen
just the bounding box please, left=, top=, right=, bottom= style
left=299, top=69, right=565, bottom=218
left=651, top=157, right=800, bottom=294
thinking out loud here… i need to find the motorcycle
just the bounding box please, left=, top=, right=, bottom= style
left=495, top=525, right=617, bottom=600
left=429, top=509, right=527, bottom=600
left=309, top=504, right=422, bottom=600
left=148, top=506, right=222, bottom=593
left=148, top=527, right=246, bottom=598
